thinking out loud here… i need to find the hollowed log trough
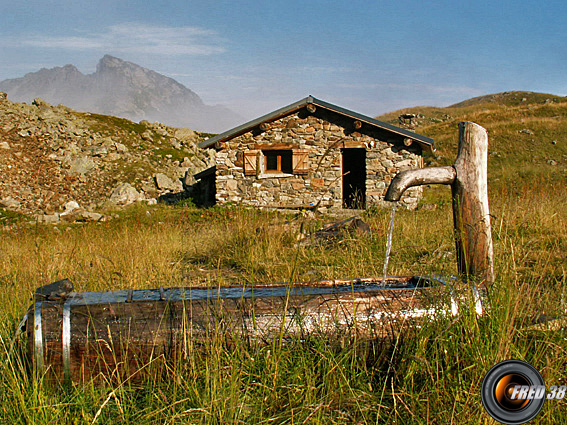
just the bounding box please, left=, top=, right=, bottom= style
left=27, top=275, right=459, bottom=382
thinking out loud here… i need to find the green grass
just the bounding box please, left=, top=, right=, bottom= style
left=151, top=146, right=190, bottom=162
left=1, top=178, right=565, bottom=424
left=83, top=112, right=147, bottom=136
left=378, top=91, right=567, bottom=188
left=0, top=207, right=27, bottom=225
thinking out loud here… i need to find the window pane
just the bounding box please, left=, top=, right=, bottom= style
left=264, top=150, right=292, bottom=173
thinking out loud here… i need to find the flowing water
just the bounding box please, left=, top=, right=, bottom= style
left=382, top=203, right=398, bottom=284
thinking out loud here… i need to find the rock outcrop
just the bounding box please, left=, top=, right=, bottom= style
left=0, top=93, right=216, bottom=221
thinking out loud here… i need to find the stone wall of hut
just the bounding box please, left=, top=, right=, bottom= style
left=214, top=108, right=423, bottom=211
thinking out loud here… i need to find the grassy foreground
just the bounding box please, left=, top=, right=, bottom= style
left=0, top=176, right=565, bottom=424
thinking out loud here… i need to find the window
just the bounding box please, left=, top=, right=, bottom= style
left=264, top=150, right=292, bottom=174
left=242, top=149, right=309, bottom=176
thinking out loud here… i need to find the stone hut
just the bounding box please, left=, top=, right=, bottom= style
left=197, top=96, right=434, bottom=210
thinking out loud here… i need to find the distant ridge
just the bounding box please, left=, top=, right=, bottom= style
left=448, top=91, right=563, bottom=108
left=375, top=91, right=565, bottom=123
left=0, top=55, right=242, bottom=132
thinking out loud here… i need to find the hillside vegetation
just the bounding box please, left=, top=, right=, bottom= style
left=379, top=91, right=567, bottom=190
left=0, top=93, right=215, bottom=223
left=0, top=91, right=566, bottom=424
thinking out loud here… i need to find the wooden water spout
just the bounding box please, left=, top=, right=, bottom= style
left=385, top=122, right=494, bottom=285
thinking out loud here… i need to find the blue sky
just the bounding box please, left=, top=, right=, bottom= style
left=1, top=0, right=566, bottom=120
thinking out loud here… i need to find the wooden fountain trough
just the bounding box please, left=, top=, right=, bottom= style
left=27, top=275, right=455, bottom=382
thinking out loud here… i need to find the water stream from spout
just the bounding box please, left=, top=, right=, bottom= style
left=382, top=203, right=398, bottom=285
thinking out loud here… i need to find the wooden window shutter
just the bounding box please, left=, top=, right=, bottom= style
left=292, top=149, right=309, bottom=174
left=243, top=150, right=259, bottom=175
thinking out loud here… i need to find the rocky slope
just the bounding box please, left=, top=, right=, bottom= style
left=0, top=55, right=242, bottom=133
left=0, top=92, right=215, bottom=223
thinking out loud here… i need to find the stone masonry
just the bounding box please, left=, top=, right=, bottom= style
left=213, top=107, right=424, bottom=211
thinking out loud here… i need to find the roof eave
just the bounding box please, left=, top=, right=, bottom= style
left=312, top=98, right=435, bottom=152
left=199, top=95, right=434, bottom=152
left=198, top=96, right=314, bottom=149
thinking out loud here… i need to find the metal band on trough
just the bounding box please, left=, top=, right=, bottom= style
left=62, top=300, right=72, bottom=381
left=34, top=301, right=44, bottom=372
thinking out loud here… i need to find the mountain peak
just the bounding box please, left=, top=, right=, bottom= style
left=0, top=55, right=242, bottom=132
left=61, top=64, right=81, bottom=73
left=96, top=55, right=139, bottom=74
left=101, top=54, right=121, bottom=62
left=98, top=54, right=121, bottom=66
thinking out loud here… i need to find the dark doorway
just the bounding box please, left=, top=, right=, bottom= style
left=342, top=148, right=366, bottom=209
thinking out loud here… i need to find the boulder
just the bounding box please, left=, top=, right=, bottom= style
left=180, top=157, right=192, bottom=168
left=114, top=142, right=128, bottom=152
left=297, top=216, right=372, bottom=247
left=90, top=146, right=108, bottom=157
left=0, top=197, right=21, bottom=210
left=170, top=138, right=182, bottom=149
left=35, top=214, right=61, bottom=224
left=78, top=211, right=103, bottom=222
left=141, top=131, right=154, bottom=141
left=59, top=201, right=83, bottom=221
left=68, top=156, right=96, bottom=175
left=109, top=183, right=142, bottom=205
left=183, top=171, right=196, bottom=187
left=154, top=173, right=183, bottom=192
left=32, top=98, right=51, bottom=108
left=63, top=200, right=81, bottom=212
left=175, top=128, right=196, bottom=141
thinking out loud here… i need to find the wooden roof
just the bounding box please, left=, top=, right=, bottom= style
left=199, top=95, right=434, bottom=152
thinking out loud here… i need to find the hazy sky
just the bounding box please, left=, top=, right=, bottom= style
left=1, top=0, right=565, bottom=120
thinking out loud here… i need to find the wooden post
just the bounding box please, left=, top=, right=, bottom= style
left=384, top=122, right=494, bottom=285
left=452, top=122, right=494, bottom=284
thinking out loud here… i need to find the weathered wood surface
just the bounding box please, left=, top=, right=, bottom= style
left=451, top=122, right=494, bottom=284
left=384, top=166, right=456, bottom=199
left=27, top=276, right=452, bottom=382
left=384, top=122, right=494, bottom=285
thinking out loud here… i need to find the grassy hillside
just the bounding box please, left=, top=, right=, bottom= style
left=379, top=91, right=567, bottom=191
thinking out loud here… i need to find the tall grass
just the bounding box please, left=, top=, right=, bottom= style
left=0, top=181, right=565, bottom=424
